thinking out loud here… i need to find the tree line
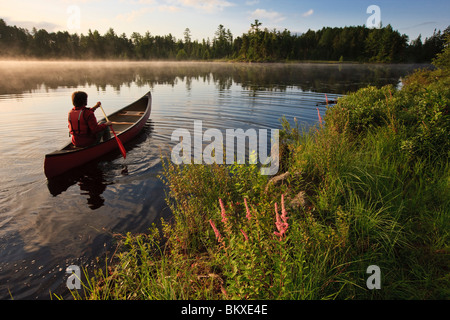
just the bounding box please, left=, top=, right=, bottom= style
left=0, top=18, right=448, bottom=63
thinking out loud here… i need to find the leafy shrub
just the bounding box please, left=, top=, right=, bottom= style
left=325, top=76, right=449, bottom=161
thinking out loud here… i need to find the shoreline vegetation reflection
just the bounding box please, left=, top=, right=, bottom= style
left=0, top=60, right=426, bottom=96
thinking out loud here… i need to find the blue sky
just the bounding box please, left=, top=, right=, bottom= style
left=1, top=0, right=449, bottom=42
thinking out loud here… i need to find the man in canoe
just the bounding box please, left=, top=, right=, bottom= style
left=68, top=91, right=112, bottom=148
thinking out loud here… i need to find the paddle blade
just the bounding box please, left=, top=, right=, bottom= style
left=111, top=127, right=127, bottom=159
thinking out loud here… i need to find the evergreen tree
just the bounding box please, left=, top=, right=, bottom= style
left=0, top=19, right=447, bottom=63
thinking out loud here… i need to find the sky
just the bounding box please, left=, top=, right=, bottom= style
left=1, top=0, right=449, bottom=42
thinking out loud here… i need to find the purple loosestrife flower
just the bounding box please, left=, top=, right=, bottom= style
left=274, top=195, right=289, bottom=241
left=244, top=198, right=252, bottom=221
left=209, top=219, right=222, bottom=242
left=316, top=107, right=323, bottom=125
left=240, top=229, right=249, bottom=242
left=219, top=198, right=228, bottom=224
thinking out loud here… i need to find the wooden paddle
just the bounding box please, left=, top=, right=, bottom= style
left=98, top=104, right=127, bottom=159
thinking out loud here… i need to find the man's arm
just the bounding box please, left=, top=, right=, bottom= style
left=91, top=101, right=101, bottom=112
left=86, top=110, right=110, bottom=134
left=89, top=102, right=112, bottom=128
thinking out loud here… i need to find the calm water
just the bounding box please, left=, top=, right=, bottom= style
left=0, top=61, right=421, bottom=299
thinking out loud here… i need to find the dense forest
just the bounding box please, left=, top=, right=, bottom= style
left=0, top=18, right=448, bottom=63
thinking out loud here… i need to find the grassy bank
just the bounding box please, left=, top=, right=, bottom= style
left=73, top=40, right=449, bottom=300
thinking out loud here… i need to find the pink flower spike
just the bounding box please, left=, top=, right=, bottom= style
left=316, top=107, right=323, bottom=124
left=274, top=197, right=289, bottom=241
left=209, top=219, right=222, bottom=242
left=275, top=202, right=281, bottom=225
left=244, top=198, right=251, bottom=221
left=219, top=199, right=228, bottom=223
left=240, top=229, right=249, bottom=242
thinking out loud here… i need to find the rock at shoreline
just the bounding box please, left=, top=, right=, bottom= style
left=265, top=171, right=290, bottom=192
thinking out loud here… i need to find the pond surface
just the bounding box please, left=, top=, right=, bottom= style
left=0, top=61, right=422, bottom=299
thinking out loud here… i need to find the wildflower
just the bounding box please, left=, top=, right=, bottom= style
left=209, top=219, right=222, bottom=242
left=221, top=285, right=228, bottom=298
left=316, top=107, right=323, bottom=124
left=219, top=198, right=228, bottom=224
left=240, top=229, right=249, bottom=242
left=274, top=195, right=289, bottom=241
left=244, top=198, right=251, bottom=221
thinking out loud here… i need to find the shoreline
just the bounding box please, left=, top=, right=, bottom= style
left=0, top=57, right=433, bottom=67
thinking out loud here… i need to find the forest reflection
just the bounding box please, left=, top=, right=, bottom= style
left=0, top=60, right=425, bottom=96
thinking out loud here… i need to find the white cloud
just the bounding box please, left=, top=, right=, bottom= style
left=250, top=8, right=285, bottom=23
left=61, top=0, right=105, bottom=3
left=117, top=0, right=157, bottom=4
left=3, top=18, right=61, bottom=31
left=302, top=9, right=314, bottom=17
left=158, top=4, right=181, bottom=12
left=167, top=0, right=235, bottom=12
left=117, top=0, right=234, bottom=16
left=116, top=7, right=155, bottom=22
left=245, top=0, right=259, bottom=5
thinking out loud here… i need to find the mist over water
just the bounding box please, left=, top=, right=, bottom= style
left=0, top=60, right=421, bottom=299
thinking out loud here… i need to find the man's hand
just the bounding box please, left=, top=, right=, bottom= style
left=105, top=121, right=113, bottom=126
left=92, top=102, right=102, bottom=111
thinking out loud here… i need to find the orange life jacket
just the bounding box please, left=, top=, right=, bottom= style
left=68, top=108, right=90, bottom=136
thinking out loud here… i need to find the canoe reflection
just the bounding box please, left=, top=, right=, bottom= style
left=78, top=167, right=110, bottom=210
left=46, top=164, right=111, bottom=210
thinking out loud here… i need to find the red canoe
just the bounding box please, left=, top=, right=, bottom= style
left=44, top=92, right=152, bottom=179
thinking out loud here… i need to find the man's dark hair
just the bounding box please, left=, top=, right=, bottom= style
left=72, top=91, right=88, bottom=108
